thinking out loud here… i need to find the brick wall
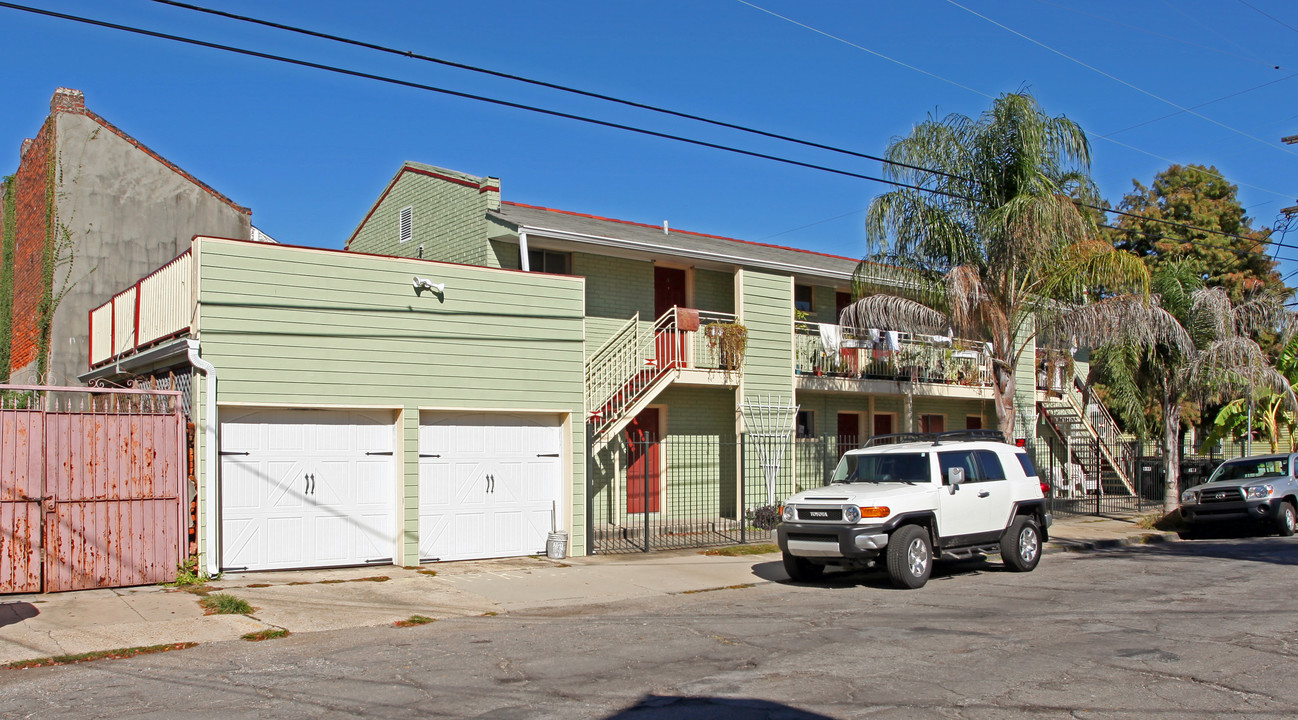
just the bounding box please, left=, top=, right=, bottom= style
left=8, top=119, right=54, bottom=375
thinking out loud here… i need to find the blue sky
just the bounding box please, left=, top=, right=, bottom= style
left=2, top=1, right=1296, bottom=279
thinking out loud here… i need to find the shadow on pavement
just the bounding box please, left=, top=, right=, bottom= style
left=1082, top=534, right=1298, bottom=566
left=604, top=695, right=835, bottom=719
left=750, top=556, right=1007, bottom=590
left=0, top=602, right=39, bottom=629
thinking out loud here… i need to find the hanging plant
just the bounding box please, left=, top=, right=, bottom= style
left=705, top=322, right=749, bottom=377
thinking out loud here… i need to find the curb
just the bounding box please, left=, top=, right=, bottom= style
left=1045, top=531, right=1178, bottom=554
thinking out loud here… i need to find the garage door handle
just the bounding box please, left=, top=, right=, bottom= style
left=221, top=451, right=250, bottom=456
left=366, top=451, right=393, bottom=456
left=978, top=490, right=990, bottom=498
left=420, top=454, right=440, bottom=458
left=537, top=453, right=560, bottom=457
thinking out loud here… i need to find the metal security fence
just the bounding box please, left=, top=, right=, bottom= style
left=588, top=434, right=855, bottom=554
left=1033, top=434, right=1167, bottom=518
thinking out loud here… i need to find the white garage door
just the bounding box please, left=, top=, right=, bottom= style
left=419, top=413, right=563, bottom=562
left=221, top=408, right=396, bottom=571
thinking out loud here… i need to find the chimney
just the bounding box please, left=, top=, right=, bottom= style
left=50, top=87, right=85, bottom=114
left=483, top=177, right=501, bottom=211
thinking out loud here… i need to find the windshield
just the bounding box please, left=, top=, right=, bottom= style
left=832, top=452, right=929, bottom=484
left=1208, top=457, right=1289, bottom=484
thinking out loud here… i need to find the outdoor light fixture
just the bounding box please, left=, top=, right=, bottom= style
left=413, top=276, right=445, bottom=294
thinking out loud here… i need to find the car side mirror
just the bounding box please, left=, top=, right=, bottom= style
left=947, top=466, right=964, bottom=494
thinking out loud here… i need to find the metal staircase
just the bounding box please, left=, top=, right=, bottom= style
left=1039, top=372, right=1136, bottom=498
left=585, top=308, right=684, bottom=446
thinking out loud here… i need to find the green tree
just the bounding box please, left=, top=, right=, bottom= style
left=841, top=92, right=1173, bottom=435
left=1110, top=164, right=1284, bottom=304
left=1202, top=331, right=1298, bottom=454
left=1093, top=260, right=1290, bottom=512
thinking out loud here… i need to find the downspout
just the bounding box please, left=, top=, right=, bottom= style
left=519, top=230, right=530, bottom=271
left=185, top=339, right=220, bottom=577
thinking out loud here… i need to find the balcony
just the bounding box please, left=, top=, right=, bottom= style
left=88, top=250, right=193, bottom=368
left=794, top=321, right=994, bottom=394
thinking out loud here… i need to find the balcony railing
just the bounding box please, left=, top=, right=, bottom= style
left=88, top=250, right=194, bottom=368
left=794, top=321, right=993, bottom=387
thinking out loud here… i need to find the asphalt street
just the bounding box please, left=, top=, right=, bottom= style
left=3, top=535, right=1297, bottom=719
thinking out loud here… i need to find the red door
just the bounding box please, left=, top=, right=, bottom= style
left=837, top=413, right=860, bottom=455
left=626, top=408, right=661, bottom=514
left=654, top=267, right=688, bottom=368
left=873, top=413, right=893, bottom=437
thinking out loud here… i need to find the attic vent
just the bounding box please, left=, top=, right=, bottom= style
left=399, top=206, right=413, bottom=243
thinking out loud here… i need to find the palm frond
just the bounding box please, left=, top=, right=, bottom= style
left=839, top=294, right=950, bottom=335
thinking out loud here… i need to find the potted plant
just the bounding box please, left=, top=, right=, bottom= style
left=705, top=322, right=749, bottom=378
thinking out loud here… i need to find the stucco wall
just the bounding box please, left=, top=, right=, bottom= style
left=40, top=108, right=250, bottom=384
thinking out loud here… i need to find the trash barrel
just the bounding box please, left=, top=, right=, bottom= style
left=546, top=531, right=568, bottom=560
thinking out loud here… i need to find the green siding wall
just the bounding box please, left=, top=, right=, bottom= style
left=193, top=237, right=587, bottom=563
left=348, top=165, right=494, bottom=265
left=1013, top=318, right=1037, bottom=440
left=738, top=269, right=795, bottom=403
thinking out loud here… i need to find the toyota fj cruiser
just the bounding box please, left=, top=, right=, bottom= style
left=1179, top=452, right=1298, bottom=536
left=775, top=430, right=1052, bottom=589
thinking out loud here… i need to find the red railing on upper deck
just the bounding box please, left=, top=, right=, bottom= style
left=88, top=250, right=193, bottom=368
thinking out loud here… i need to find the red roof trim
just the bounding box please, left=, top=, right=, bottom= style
left=500, top=201, right=860, bottom=264
left=78, top=109, right=251, bottom=215
left=344, top=165, right=498, bottom=249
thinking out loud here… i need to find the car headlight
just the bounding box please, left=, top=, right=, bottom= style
left=843, top=505, right=862, bottom=523
left=1181, top=489, right=1198, bottom=504
left=1246, top=485, right=1275, bottom=500
left=781, top=504, right=795, bottom=522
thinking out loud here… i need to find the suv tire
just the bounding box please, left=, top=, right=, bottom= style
left=1001, top=516, right=1041, bottom=572
left=782, top=551, right=825, bottom=582
left=1275, top=501, right=1297, bottom=537
left=886, top=525, right=932, bottom=589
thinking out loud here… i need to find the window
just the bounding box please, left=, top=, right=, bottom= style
left=1015, top=452, right=1038, bottom=479
left=795, top=284, right=814, bottom=313
left=938, top=450, right=980, bottom=484
left=528, top=249, right=571, bottom=274
left=919, top=414, right=946, bottom=433
left=796, top=410, right=815, bottom=438
left=398, top=206, right=413, bottom=243
left=975, top=450, right=1006, bottom=481
left=966, top=416, right=982, bottom=430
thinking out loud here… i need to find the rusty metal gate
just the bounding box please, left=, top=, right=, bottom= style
left=1, top=384, right=186, bottom=593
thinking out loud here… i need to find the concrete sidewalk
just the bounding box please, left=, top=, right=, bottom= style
left=0, top=513, right=1173, bottom=666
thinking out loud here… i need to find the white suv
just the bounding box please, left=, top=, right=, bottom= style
left=775, top=431, right=1052, bottom=589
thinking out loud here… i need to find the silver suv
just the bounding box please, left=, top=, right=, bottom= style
left=775, top=431, right=1052, bottom=589
left=1179, top=453, right=1298, bottom=536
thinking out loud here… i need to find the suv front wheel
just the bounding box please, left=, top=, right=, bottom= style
left=1000, top=516, right=1042, bottom=572
left=782, top=551, right=825, bottom=582
left=886, top=525, right=933, bottom=589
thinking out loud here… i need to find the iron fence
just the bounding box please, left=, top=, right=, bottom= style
left=1032, top=433, right=1168, bottom=518
left=588, top=434, right=862, bottom=554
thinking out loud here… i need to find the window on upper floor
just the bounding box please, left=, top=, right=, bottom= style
left=399, top=206, right=413, bottom=243
left=528, top=249, right=571, bottom=274
left=795, top=284, right=814, bottom=313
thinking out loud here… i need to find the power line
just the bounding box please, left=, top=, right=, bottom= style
left=0, top=1, right=973, bottom=202
left=2, top=1, right=1293, bottom=266
left=734, top=0, right=1296, bottom=203
left=945, top=0, right=1298, bottom=160
left=1237, top=0, right=1298, bottom=36
left=1029, top=0, right=1291, bottom=72
left=150, top=0, right=1296, bottom=253
left=148, top=0, right=970, bottom=185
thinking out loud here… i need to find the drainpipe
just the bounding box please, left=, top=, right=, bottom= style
left=185, top=339, right=220, bottom=577
left=519, top=230, right=530, bottom=271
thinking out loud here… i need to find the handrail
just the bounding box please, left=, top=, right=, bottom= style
left=793, top=321, right=993, bottom=386
left=1063, top=373, right=1136, bottom=495
left=87, top=250, right=193, bottom=368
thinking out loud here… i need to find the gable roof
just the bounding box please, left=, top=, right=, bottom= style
left=344, top=161, right=499, bottom=249
left=490, top=202, right=863, bottom=282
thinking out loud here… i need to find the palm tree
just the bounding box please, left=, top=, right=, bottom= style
left=1202, top=332, right=1298, bottom=454
left=1093, top=260, right=1291, bottom=512
left=841, top=92, right=1173, bottom=437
